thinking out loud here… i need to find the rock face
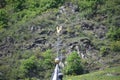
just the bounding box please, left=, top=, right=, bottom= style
left=58, top=2, right=79, bottom=15
left=80, top=20, right=107, bottom=39
left=34, top=37, right=46, bottom=44
left=66, top=37, right=95, bottom=59
left=0, top=0, right=6, bottom=8
left=93, top=24, right=107, bottom=39
left=0, top=36, right=15, bottom=58
left=81, top=21, right=94, bottom=30
left=0, top=2, right=119, bottom=73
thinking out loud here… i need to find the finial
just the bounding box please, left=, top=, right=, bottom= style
left=56, top=26, right=62, bottom=34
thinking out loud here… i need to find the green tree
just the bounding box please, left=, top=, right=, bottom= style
left=64, top=51, right=83, bottom=75
left=107, top=27, right=120, bottom=41
left=110, top=41, right=120, bottom=52
left=19, top=56, right=38, bottom=79
left=42, top=49, right=55, bottom=79
left=0, top=9, right=8, bottom=29
left=17, top=50, right=55, bottom=80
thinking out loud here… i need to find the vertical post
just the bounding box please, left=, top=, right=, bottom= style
left=56, top=26, right=63, bottom=80
left=56, top=26, right=62, bottom=59
left=52, top=64, right=59, bottom=80
left=51, top=26, right=63, bottom=80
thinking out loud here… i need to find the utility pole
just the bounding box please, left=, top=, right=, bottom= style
left=51, top=26, right=63, bottom=80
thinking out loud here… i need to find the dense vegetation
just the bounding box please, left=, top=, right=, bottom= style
left=0, top=0, right=64, bottom=29
left=0, top=0, right=64, bottom=79
left=0, top=49, right=55, bottom=80
left=0, top=0, right=120, bottom=80
left=64, top=51, right=83, bottom=75
left=64, top=66, right=120, bottom=80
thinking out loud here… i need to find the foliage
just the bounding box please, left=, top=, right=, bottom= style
left=64, top=66, right=120, bottom=80
left=0, top=49, right=55, bottom=80
left=19, top=56, right=38, bottom=78
left=64, top=51, right=83, bottom=75
left=110, top=41, right=120, bottom=52
left=0, top=9, right=8, bottom=29
left=42, top=50, right=55, bottom=79
left=70, top=0, right=95, bottom=9
left=0, top=0, right=64, bottom=32
left=17, top=49, right=55, bottom=80
left=42, top=50, right=55, bottom=69
left=0, top=0, right=120, bottom=80
left=100, top=46, right=109, bottom=57
left=107, top=27, right=120, bottom=41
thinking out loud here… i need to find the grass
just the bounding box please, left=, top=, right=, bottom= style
left=64, top=66, right=120, bottom=80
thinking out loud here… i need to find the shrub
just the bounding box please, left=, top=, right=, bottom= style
left=42, top=50, right=55, bottom=69
left=19, top=56, right=38, bottom=78
left=18, top=50, right=55, bottom=79
left=110, top=41, right=120, bottom=52
left=100, top=46, right=109, bottom=57
left=0, top=9, right=8, bottom=29
left=64, top=51, right=83, bottom=75
left=107, top=27, right=120, bottom=41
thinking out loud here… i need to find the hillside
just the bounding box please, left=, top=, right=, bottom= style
left=64, top=66, right=120, bottom=80
left=0, top=0, right=120, bottom=80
